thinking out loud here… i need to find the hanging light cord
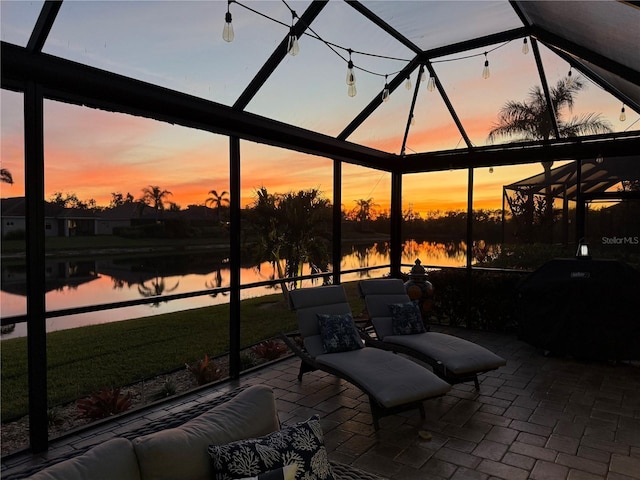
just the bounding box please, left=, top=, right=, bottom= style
left=231, top=0, right=512, bottom=79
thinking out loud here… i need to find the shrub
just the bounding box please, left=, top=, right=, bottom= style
left=76, top=387, right=132, bottom=419
left=2, top=229, right=25, bottom=241
left=185, top=354, right=220, bottom=386
left=240, top=351, right=258, bottom=371
left=250, top=340, right=288, bottom=361
left=151, top=378, right=177, bottom=401
left=47, top=407, right=63, bottom=426
left=427, top=269, right=526, bottom=331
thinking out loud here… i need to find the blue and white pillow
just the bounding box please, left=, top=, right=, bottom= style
left=208, top=415, right=334, bottom=480
left=317, top=313, right=363, bottom=353
left=388, top=301, right=426, bottom=335
left=239, top=464, right=298, bottom=480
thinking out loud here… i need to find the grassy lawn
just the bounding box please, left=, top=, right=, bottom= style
left=0, top=282, right=365, bottom=422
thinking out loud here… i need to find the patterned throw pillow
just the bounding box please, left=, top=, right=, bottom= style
left=208, top=415, right=334, bottom=480
left=239, top=464, right=298, bottom=480
left=388, top=301, right=426, bottom=335
left=317, top=313, right=363, bottom=354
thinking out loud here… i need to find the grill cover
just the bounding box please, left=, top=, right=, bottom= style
left=516, top=258, right=640, bottom=360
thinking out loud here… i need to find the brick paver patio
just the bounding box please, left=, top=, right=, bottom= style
left=3, top=327, right=639, bottom=479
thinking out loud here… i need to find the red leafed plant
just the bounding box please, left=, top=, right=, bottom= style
left=185, top=354, right=220, bottom=386
left=251, top=340, right=288, bottom=361
left=76, top=387, right=132, bottom=419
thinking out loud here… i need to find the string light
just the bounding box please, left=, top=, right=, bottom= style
left=620, top=104, right=626, bottom=122
left=346, top=49, right=357, bottom=97
left=410, top=114, right=415, bottom=126
left=225, top=1, right=514, bottom=97
left=522, top=37, right=529, bottom=55
left=482, top=52, right=490, bottom=79
left=287, top=10, right=299, bottom=56
left=420, top=70, right=426, bottom=83
left=222, top=1, right=234, bottom=42
left=567, top=66, right=573, bottom=87
left=382, top=75, right=390, bottom=102
left=405, top=75, right=412, bottom=90
left=427, top=74, right=436, bottom=92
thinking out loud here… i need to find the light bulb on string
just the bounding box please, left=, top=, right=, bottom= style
left=410, top=114, right=415, bottom=126
left=222, top=1, right=234, bottom=42
left=427, top=75, right=436, bottom=92
left=287, top=11, right=299, bottom=56
left=522, top=37, right=529, bottom=55
left=348, top=83, right=357, bottom=97
left=346, top=50, right=355, bottom=86
left=382, top=75, right=390, bottom=102
left=482, top=52, right=490, bottom=79
left=567, top=66, right=573, bottom=87
left=405, top=75, right=412, bottom=90
left=420, top=70, right=426, bottom=83
left=620, top=104, right=626, bottom=122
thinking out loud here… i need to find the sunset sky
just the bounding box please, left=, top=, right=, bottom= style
left=1, top=1, right=636, bottom=216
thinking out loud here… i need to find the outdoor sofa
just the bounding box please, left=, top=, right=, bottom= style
left=359, top=278, right=506, bottom=389
left=18, top=385, right=385, bottom=480
left=284, top=284, right=451, bottom=430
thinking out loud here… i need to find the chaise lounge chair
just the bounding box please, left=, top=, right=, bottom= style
left=284, top=284, right=451, bottom=430
left=358, top=278, right=506, bottom=390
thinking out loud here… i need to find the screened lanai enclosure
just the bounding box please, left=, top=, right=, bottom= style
left=1, top=0, right=639, bottom=454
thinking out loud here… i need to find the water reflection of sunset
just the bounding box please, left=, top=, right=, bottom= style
left=0, top=241, right=472, bottom=338
left=401, top=239, right=467, bottom=267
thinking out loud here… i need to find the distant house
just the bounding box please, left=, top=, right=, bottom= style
left=96, top=202, right=143, bottom=235
left=1, top=197, right=99, bottom=238
left=2, top=197, right=221, bottom=238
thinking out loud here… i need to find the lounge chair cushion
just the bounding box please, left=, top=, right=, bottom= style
left=359, top=278, right=506, bottom=378
left=382, top=332, right=506, bottom=376
left=317, top=313, right=364, bottom=353
left=388, top=302, right=426, bottom=335
left=316, top=348, right=450, bottom=408
left=290, top=285, right=355, bottom=359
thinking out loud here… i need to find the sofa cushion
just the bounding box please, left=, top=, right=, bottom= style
left=208, top=415, right=333, bottom=480
left=132, top=384, right=279, bottom=480
left=25, top=438, right=140, bottom=480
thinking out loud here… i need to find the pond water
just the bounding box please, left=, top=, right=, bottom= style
left=1, top=239, right=473, bottom=339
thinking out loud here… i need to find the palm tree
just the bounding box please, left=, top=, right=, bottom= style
left=352, top=198, right=378, bottom=232
left=140, top=185, right=172, bottom=214
left=1, top=168, right=13, bottom=184
left=205, top=189, right=229, bottom=223
left=248, top=187, right=331, bottom=301
left=488, top=76, right=612, bottom=238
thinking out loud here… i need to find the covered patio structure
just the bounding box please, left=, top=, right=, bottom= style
left=503, top=156, right=640, bottom=245
left=1, top=0, right=639, bottom=457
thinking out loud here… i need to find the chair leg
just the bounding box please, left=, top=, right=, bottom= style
left=369, top=399, right=381, bottom=431
left=298, top=361, right=314, bottom=381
